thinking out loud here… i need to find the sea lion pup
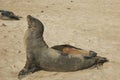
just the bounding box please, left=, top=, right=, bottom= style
left=0, top=10, right=22, bottom=20
left=18, top=15, right=108, bottom=79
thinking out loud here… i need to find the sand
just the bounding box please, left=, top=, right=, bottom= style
left=0, top=0, right=120, bottom=80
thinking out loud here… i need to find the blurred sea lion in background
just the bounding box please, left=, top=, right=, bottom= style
left=0, top=10, right=22, bottom=20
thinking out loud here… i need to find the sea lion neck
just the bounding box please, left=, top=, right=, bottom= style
left=24, top=15, right=48, bottom=49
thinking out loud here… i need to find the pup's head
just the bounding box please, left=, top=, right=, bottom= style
left=27, top=15, right=44, bottom=38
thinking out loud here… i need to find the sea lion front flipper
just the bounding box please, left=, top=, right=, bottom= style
left=18, top=68, right=30, bottom=80
left=18, top=58, right=41, bottom=79
left=18, top=67, right=40, bottom=80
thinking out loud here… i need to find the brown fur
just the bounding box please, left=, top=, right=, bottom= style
left=51, top=44, right=96, bottom=58
left=63, top=47, right=89, bottom=55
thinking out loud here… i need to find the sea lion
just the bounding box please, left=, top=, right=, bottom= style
left=18, top=15, right=108, bottom=79
left=0, top=10, right=22, bottom=20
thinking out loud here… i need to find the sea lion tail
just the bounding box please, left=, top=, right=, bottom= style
left=94, top=56, right=109, bottom=68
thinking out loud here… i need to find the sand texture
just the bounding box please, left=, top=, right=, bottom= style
left=0, top=0, right=120, bottom=80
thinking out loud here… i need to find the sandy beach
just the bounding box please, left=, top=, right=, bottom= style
left=0, top=0, right=120, bottom=80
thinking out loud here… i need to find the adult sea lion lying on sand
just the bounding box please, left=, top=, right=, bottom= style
left=18, top=15, right=108, bottom=79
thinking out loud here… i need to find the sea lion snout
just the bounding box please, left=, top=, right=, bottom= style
left=27, top=15, right=39, bottom=29
left=27, top=15, right=35, bottom=27
left=27, top=15, right=33, bottom=21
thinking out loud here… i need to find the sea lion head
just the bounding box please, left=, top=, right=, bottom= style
left=27, top=15, right=44, bottom=37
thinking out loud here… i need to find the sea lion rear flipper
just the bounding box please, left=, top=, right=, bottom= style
left=51, top=44, right=82, bottom=51
left=84, top=51, right=97, bottom=59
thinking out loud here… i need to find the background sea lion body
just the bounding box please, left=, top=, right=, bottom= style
left=18, top=15, right=108, bottom=79
left=0, top=10, right=22, bottom=20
